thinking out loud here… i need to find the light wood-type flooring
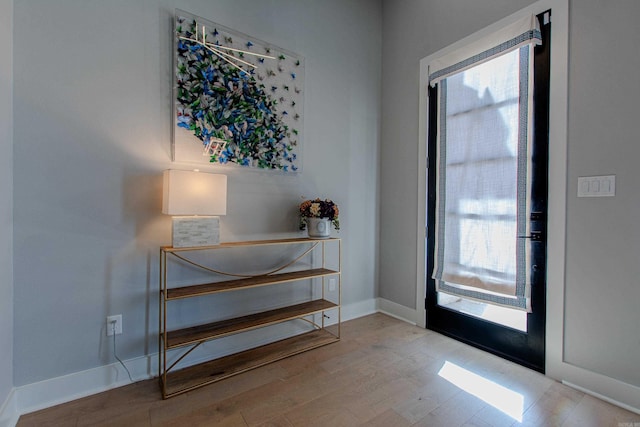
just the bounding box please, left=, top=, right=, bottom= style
left=18, top=313, right=639, bottom=426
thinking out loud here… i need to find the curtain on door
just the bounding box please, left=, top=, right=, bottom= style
left=429, top=15, right=541, bottom=311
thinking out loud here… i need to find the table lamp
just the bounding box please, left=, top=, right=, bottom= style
left=162, top=169, right=227, bottom=247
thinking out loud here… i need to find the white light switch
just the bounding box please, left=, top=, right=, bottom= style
left=577, top=175, right=615, bottom=197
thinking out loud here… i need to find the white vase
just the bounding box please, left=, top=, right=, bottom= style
left=307, top=217, right=331, bottom=239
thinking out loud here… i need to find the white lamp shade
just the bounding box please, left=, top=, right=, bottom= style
left=162, top=170, right=227, bottom=216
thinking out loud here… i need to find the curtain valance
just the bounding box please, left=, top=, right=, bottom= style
left=429, top=14, right=541, bottom=87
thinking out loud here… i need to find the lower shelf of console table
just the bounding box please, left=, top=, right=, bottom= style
left=161, top=328, right=339, bottom=398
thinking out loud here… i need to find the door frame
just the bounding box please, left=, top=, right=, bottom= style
left=415, top=0, right=568, bottom=372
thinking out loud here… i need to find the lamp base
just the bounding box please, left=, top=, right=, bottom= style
left=171, top=216, right=220, bottom=248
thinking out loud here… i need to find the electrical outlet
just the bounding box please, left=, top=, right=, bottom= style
left=329, top=278, right=337, bottom=292
left=106, top=315, right=123, bottom=336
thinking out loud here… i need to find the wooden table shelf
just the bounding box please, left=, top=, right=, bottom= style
left=161, top=237, right=340, bottom=252
left=165, top=268, right=339, bottom=300
left=166, top=299, right=338, bottom=349
left=159, top=238, right=341, bottom=399
left=162, top=329, right=339, bottom=398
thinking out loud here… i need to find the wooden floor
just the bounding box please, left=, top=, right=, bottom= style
left=18, top=314, right=639, bottom=427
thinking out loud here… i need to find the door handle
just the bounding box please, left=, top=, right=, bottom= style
left=518, top=231, right=543, bottom=241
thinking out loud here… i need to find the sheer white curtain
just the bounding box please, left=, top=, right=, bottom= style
left=429, top=15, right=541, bottom=311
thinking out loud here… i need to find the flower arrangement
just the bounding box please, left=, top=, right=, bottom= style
left=299, top=198, right=340, bottom=230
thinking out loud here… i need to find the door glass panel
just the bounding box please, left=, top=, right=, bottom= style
left=437, top=292, right=527, bottom=331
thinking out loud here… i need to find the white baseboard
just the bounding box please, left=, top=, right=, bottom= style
left=16, top=354, right=152, bottom=418
left=563, top=380, right=640, bottom=416
left=7, top=301, right=379, bottom=422
left=377, top=297, right=417, bottom=325
left=547, top=348, right=640, bottom=415
left=0, top=388, right=18, bottom=427
left=341, top=298, right=377, bottom=321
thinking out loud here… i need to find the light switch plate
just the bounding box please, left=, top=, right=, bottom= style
left=577, top=175, right=615, bottom=197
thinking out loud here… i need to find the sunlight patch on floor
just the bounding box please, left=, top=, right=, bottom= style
left=438, top=361, right=524, bottom=422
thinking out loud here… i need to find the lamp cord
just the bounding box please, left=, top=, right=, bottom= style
left=111, top=323, right=133, bottom=383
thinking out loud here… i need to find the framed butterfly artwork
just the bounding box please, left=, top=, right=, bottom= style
left=173, top=9, right=304, bottom=172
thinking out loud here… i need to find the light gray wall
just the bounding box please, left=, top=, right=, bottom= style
left=0, top=0, right=14, bottom=403
left=563, top=0, right=640, bottom=387
left=380, top=0, right=640, bottom=391
left=13, top=0, right=380, bottom=386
